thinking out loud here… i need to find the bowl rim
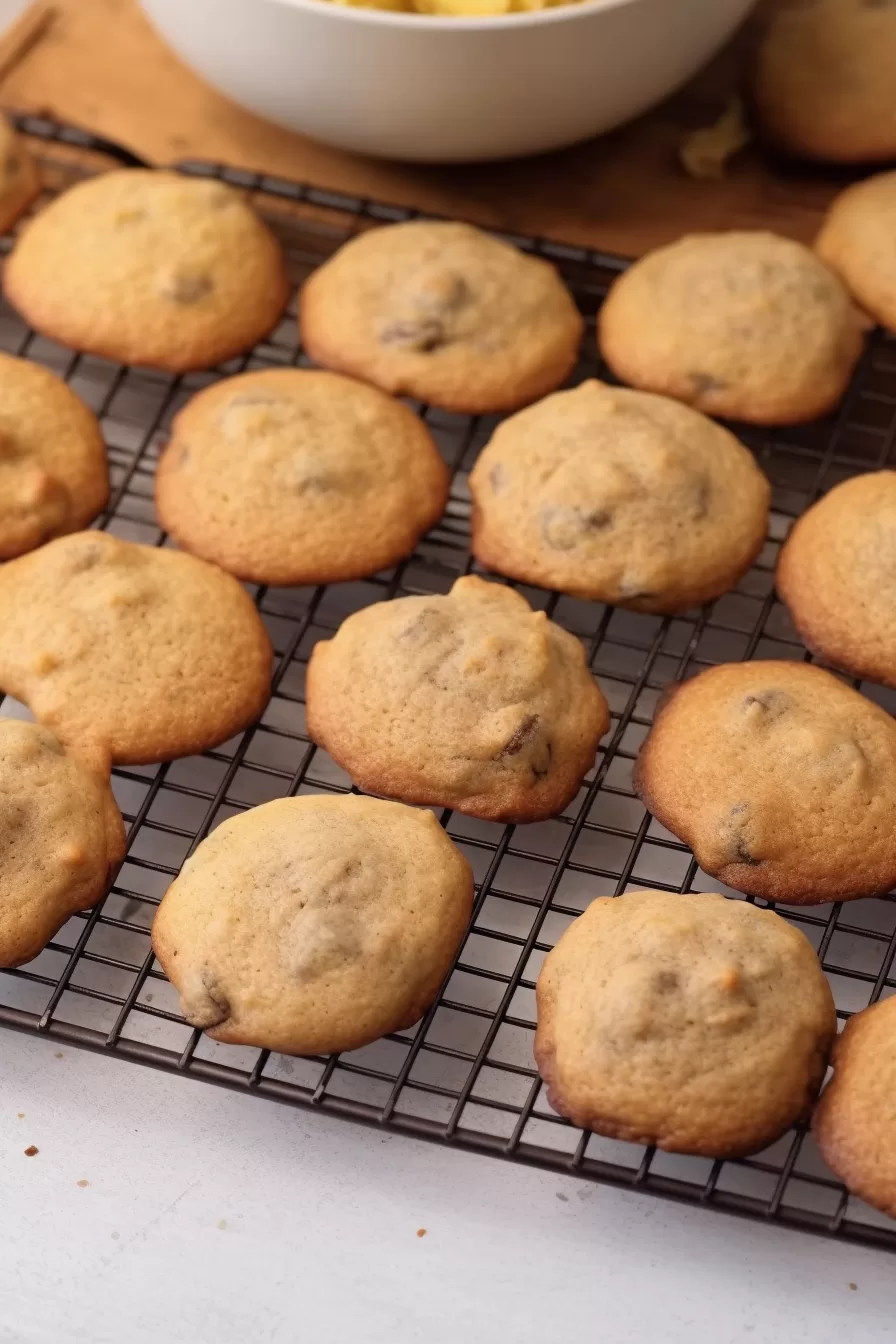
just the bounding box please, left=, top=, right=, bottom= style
left=261, top=0, right=639, bottom=31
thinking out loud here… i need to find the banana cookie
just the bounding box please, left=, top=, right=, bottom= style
left=306, top=576, right=609, bottom=822
left=0, top=115, right=40, bottom=235
left=634, top=660, right=896, bottom=904
left=153, top=794, right=474, bottom=1055
left=754, top=0, right=896, bottom=165
left=468, top=380, right=770, bottom=613
left=816, top=172, right=896, bottom=333
left=3, top=170, right=288, bottom=371
left=156, top=368, right=449, bottom=586
left=777, top=471, right=896, bottom=687
left=0, top=352, right=108, bottom=560
left=813, top=996, right=896, bottom=1218
left=598, top=231, right=865, bottom=424
left=299, top=220, right=583, bottom=414
left=535, top=890, right=835, bottom=1156
left=0, top=719, right=125, bottom=967
left=0, top=531, right=272, bottom=764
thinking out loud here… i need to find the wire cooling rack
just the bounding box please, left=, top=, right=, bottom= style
left=3, top=116, right=896, bottom=1251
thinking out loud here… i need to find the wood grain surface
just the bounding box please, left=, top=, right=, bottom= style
left=0, top=0, right=856, bottom=257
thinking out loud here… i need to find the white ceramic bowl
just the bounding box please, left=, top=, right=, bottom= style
left=140, top=0, right=753, bottom=164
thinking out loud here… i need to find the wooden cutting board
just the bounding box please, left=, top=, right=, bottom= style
left=0, top=0, right=853, bottom=257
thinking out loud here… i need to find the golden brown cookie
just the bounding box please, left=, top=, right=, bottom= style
left=598, top=231, right=865, bottom=425
left=816, top=172, right=896, bottom=333
left=753, top=0, right=896, bottom=165
left=0, top=116, right=40, bottom=236
left=156, top=368, right=449, bottom=586
left=0, top=718, right=125, bottom=967
left=306, top=576, right=609, bottom=822
left=3, top=170, right=288, bottom=371
left=468, top=380, right=770, bottom=613
left=777, top=471, right=896, bottom=687
left=0, top=531, right=272, bottom=764
left=535, top=889, right=835, bottom=1157
left=813, top=996, right=896, bottom=1218
left=153, top=793, right=474, bottom=1055
left=633, top=660, right=896, bottom=904
left=0, top=352, right=108, bottom=560
left=299, top=220, right=583, bottom=414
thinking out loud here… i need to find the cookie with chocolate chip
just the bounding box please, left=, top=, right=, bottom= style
left=0, top=718, right=125, bottom=967
left=299, top=220, right=583, bottom=414
left=754, top=0, right=896, bottom=165
left=535, top=889, right=835, bottom=1157
left=3, top=169, right=288, bottom=371
left=0, top=115, right=40, bottom=236
left=153, top=793, right=474, bottom=1055
left=156, top=367, right=449, bottom=586
left=0, top=352, right=108, bottom=560
left=598, top=231, right=865, bottom=425
left=306, top=575, right=609, bottom=822
left=816, top=171, right=896, bottom=333
left=0, top=531, right=272, bottom=764
left=468, top=380, right=770, bottom=613
left=634, top=660, right=896, bottom=903
left=813, top=995, right=896, bottom=1218
left=777, top=471, right=896, bottom=687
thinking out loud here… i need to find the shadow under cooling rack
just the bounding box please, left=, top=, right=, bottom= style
left=3, top=115, right=896, bottom=1252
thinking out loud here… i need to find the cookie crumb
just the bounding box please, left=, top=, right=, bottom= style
left=53, top=1051, right=63, bottom=1059
left=16, top=1112, right=24, bottom=1119
left=679, top=99, right=751, bottom=180
left=416, top=1228, right=427, bottom=1238
left=217, top=1219, right=227, bottom=1231
left=77, top=1179, right=89, bottom=1188
left=848, top=1283, right=858, bottom=1291
left=24, top=1145, right=38, bottom=1156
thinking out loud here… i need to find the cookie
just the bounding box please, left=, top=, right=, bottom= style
left=299, top=220, right=583, bottom=414
left=535, top=889, right=835, bottom=1157
left=753, top=0, right=896, bottom=165
left=156, top=368, right=449, bottom=586
left=598, top=231, right=865, bottom=425
left=0, top=352, right=108, bottom=560
left=468, top=380, right=770, bottom=613
left=0, top=718, right=125, bottom=967
left=816, top=172, right=896, bottom=333
left=813, top=996, right=896, bottom=1218
left=152, top=793, right=474, bottom=1055
left=306, top=575, right=609, bottom=822
left=634, top=660, right=896, bottom=904
left=3, top=170, right=289, bottom=372
left=0, top=115, right=40, bottom=236
left=777, top=471, right=896, bottom=687
left=0, top=531, right=272, bottom=764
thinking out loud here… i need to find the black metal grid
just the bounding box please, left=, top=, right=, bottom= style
left=3, top=116, right=896, bottom=1251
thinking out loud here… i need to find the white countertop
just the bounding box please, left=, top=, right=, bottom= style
left=1, top=1027, right=892, bottom=1344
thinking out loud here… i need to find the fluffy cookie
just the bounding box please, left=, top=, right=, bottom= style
left=299, top=220, right=583, bottom=414
left=0, top=531, right=272, bottom=764
left=0, top=352, right=108, bottom=560
left=816, top=172, right=896, bottom=333
left=598, top=231, right=865, bottom=425
left=0, top=719, right=125, bottom=967
left=153, top=794, right=474, bottom=1055
left=813, top=996, right=896, bottom=1218
left=468, top=380, right=770, bottom=613
left=777, top=471, right=896, bottom=687
left=306, top=576, right=609, bottom=822
left=3, top=170, right=288, bottom=371
left=156, top=368, right=449, bottom=586
left=0, top=115, right=40, bottom=235
left=535, top=890, right=835, bottom=1156
left=753, top=0, right=896, bottom=165
left=634, top=660, right=896, bottom=904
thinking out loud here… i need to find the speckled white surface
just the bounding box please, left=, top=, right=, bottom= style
left=0, top=1027, right=892, bottom=1344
